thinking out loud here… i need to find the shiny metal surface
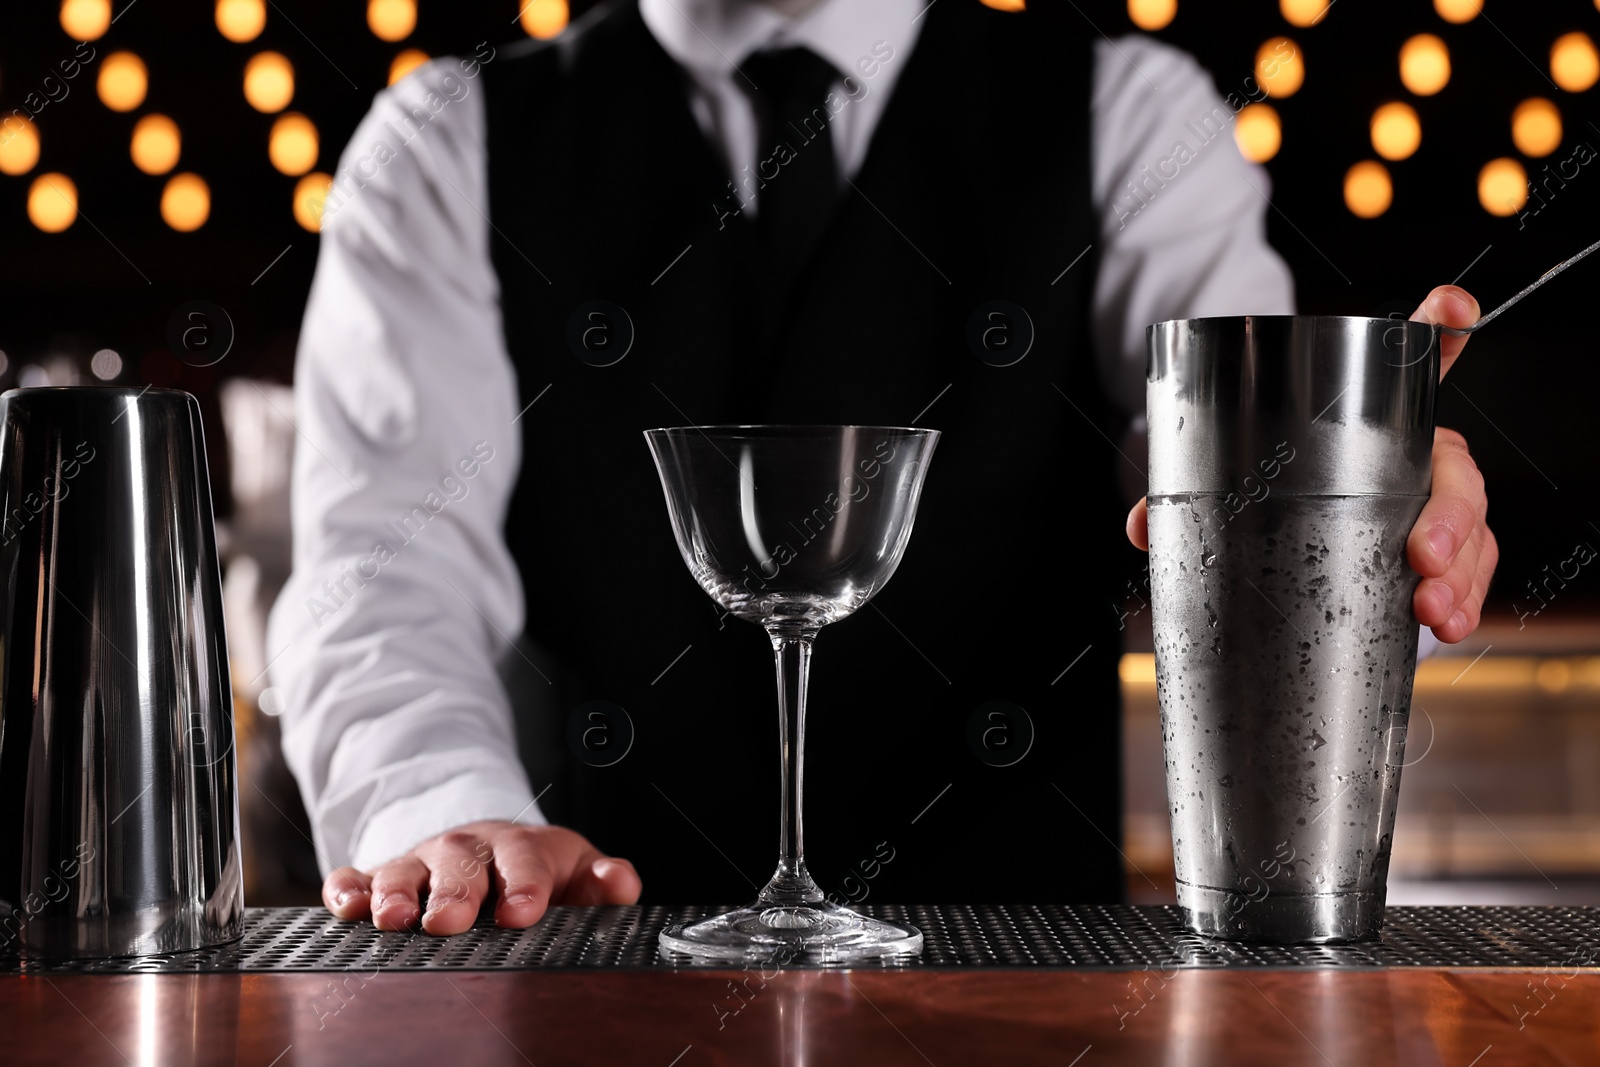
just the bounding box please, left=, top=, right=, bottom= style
left=0, top=387, right=242, bottom=958
left=1146, top=316, right=1439, bottom=943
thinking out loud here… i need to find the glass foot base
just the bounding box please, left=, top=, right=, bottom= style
left=659, top=901, right=923, bottom=964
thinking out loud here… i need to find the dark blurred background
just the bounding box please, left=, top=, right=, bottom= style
left=2, top=0, right=1597, bottom=905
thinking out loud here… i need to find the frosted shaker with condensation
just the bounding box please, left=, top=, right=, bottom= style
left=1146, top=315, right=1438, bottom=942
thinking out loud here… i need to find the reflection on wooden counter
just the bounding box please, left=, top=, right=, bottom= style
left=7, top=967, right=1600, bottom=1066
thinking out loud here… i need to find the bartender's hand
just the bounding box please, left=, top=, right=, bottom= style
left=1124, top=285, right=1496, bottom=644
left=321, top=821, right=641, bottom=934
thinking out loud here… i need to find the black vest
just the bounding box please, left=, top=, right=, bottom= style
left=483, top=0, right=1137, bottom=903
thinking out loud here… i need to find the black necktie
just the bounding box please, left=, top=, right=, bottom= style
left=741, top=46, right=842, bottom=287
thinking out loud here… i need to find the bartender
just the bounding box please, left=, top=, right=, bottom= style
left=266, top=0, right=1495, bottom=933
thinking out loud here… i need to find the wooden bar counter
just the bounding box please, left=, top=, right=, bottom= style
left=4, top=905, right=1598, bottom=1065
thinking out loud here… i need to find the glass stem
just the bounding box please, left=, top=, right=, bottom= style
left=760, top=631, right=824, bottom=906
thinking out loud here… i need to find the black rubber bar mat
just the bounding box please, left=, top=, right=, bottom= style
left=6, top=904, right=1599, bottom=972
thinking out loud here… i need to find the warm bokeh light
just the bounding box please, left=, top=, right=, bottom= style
left=1127, top=0, right=1176, bottom=31
left=1512, top=98, right=1562, bottom=157
left=28, top=173, right=77, bottom=233
left=269, top=113, right=319, bottom=176
left=1343, top=160, right=1392, bottom=218
left=367, top=0, right=416, bottom=41
left=1537, top=659, right=1573, bottom=693
left=1433, top=0, right=1480, bottom=22
left=978, top=0, right=1025, bottom=8
left=1255, top=37, right=1304, bottom=98
left=293, top=171, right=334, bottom=232
left=1400, top=34, right=1451, bottom=95
left=1279, top=0, right=1331, bottom=27
left=215, top=0, right=266, bottom=42
left=1551, top=32, right=1600, bottom=93
left=519, top=0, right=570, bottom=39
left=131, top=114, right=181, bottom=175
left=389, top=49, right=430, bottom=85
left=161, top=172, right=211, bottom=232
left=1233, top=103, right=1281, bottom=163
left=1370, top=102, right=1421, bottom=161
left=244, top=52, right=295, bottom=113
left=0, top=117, right=41, bottom=176
left=97, top=52, right=148, bottom=112
left=59, top=0, right=110, bottom=41
left=1477, top=157, right=1528, bottom=216
left=90, top=349, right=122, bottom=380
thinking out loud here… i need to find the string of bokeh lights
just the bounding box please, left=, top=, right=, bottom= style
left=1, top=0, right=1595, bottom=236
left=0, top=0, right=572, bottom=235
left=1123, top=0, right=1599, bottom=220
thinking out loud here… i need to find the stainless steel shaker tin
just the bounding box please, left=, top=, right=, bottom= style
left=0, top=387, right=243, bottom=957
left=1146, top=316, right=1439, bottom=942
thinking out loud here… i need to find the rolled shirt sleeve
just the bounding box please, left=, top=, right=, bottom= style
left=265, top=56, right=542, bottom=874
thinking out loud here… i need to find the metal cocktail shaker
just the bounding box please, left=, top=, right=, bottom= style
left=0, top=387, right=243, bottom=957
left=1146, top=316, right=1437, bottom=943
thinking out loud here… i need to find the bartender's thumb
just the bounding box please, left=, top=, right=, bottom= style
left=1411, top=284, right=1479, bottom=381
left=563, top=855, right=642, bottom=906
left=1126, top=497, right=1150, bottom=552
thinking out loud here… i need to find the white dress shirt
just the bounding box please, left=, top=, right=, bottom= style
left=266, top=0, right=1297, bottom=873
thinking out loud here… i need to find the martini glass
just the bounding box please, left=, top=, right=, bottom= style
left=645, top=425, right=939, bottom=962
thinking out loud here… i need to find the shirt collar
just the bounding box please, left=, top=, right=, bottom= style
left=639, top=0, right=924, bottom=82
